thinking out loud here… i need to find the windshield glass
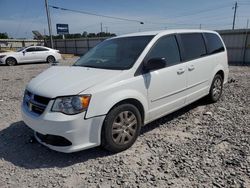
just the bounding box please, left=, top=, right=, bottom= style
left=16, top=47, right=26, bottom=52
left=74, top=36, right=154, bottom=70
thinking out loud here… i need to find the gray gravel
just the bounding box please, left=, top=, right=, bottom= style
left=0, top=59, right=249, bottom=188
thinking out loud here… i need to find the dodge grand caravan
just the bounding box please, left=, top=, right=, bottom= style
left=22, top=30, right=228, bottom=153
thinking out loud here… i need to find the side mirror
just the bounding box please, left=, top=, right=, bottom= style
left=143, top=58, right=166, bottom=71
left=22, top=51, right=26, bottom=55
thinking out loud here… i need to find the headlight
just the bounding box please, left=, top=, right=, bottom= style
left=51, top=95, right=91, bottom=115
left=0, top=55, right=6, bottom=59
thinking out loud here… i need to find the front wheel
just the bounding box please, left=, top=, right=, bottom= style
left=6, top=57, right=17, bottom=66
left=207, top=74, right=223, bottom=102
left=101, top=104, right=142, bottom=153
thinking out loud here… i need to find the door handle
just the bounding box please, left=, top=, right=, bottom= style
left=177, top=68, right=185, bottom=75
left=188, top=65, right=195, bottom=71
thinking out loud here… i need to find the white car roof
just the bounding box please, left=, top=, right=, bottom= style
left=114, top=29, right=218, bottom=38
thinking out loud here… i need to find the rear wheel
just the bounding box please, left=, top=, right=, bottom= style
left=207, top=74, right=223, bottom=102
left=6, top=57, right=17, bottom=66
left=102, top=104, right=142, bottom=153
left=47, top=56, right=55, bottom=64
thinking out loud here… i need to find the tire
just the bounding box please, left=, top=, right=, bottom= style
left=6, top=57, right=17, bottom=66
left=102, top=104, right=142, bottom=153
left=207, top=74, right=223, bottom=103
left=47, top=56, right=56, bottom=64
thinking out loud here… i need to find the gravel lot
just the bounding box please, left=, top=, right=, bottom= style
left=0, top=59, right=249, bottom=188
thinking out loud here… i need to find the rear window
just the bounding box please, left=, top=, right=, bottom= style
left=179, top=33, right=206, bottom=61
left=204, top=33, right=225, bottom=54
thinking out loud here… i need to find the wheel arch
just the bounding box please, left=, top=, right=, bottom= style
left=85, top=89, right=148, bottom=123
left=107, top=98, right=145, bottom=124
left=46, top=55, right=55, bottom=63
left=5, top=56, right=17, bottom=65
left=210, top=64, right=226, bottom=86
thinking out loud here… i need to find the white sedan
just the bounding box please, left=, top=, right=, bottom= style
left=0, top=46, right=62, bottom=66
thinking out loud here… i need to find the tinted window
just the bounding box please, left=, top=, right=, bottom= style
left=180, top=33, right=206, bottom=61
left=36, top=47, right=49, bottom=51
left=74, top=36, right=154, bottom=70
left=204, top=33, right=225, bottom=54
left=26, top=47, right=36, bottom=52
left=146, top=35, right=180, bottom=66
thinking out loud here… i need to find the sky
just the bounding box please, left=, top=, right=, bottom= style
left=0, top=0, right=249, bottom=39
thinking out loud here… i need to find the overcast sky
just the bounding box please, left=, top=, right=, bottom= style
left=0, top=0, right=249, bottom=38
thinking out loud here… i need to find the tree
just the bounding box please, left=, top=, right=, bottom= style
left=44, top=32, right=116, bottom=40
left=0, top=33, right=9, bottom=39
left=87, top=33, right=96, bottom=38
left=82, top=31, right=87, bottom=38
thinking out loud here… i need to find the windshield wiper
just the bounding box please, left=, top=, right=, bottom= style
left=82, top=65, right=98, bottom=68
left=73, top=64, right=97, bottom=68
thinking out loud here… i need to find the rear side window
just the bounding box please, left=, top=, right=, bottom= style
left=179, top=33, right=206, bottom=61
left=36, top=47, right=49, bottom=51
left=204, top=33, right=225, bottom=54
left=146, top=35, right=181, bottom=67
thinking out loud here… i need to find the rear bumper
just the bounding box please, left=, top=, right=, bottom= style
left=21, top=103, right=106, bottom=153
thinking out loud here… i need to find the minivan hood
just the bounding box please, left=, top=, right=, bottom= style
left=27, top=66, right=122, bottom=98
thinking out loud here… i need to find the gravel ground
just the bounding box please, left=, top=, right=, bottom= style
left=0, top=59, right=249, bottom=188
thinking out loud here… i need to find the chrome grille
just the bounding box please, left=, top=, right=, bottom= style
left=23, top=90, right=51, bottom=115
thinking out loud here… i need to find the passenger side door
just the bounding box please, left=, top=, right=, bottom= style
left=144, top=35, right=187, bottom=120
left=35, top=47, right=50, bottom=62
left=178, top=33, right=211, bottom=104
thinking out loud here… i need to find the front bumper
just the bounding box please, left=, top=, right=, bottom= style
left=0, top=59, right=4, bottom=64
left=21, top=103, right=106, bottom=153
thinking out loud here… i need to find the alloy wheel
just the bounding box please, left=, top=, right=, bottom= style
left=212, top=78, right=222, bottom=99
left=111, top=111, right=138, bottom=145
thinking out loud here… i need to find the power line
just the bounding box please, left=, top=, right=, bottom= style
left=158, top=3, right=232, bottom=21
left=49, top=5, right=144, bottom=24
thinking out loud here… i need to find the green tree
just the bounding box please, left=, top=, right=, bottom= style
left=0, top=32, right=9, bottom=39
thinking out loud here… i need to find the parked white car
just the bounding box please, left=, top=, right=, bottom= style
left=22, top=29, right=229, bottom=153
left=0, top=46, right=62, bottom=65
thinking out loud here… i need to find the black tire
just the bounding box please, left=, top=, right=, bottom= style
left=6, top=57, right=17, bottom=66
left=101, top=104, right=142, bottom=153
left=207, top=74, right=223, bottom=103
left=47, top=56, right=55, bottom=64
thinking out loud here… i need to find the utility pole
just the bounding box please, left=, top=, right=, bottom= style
left=105, top=27, right=108, bottom=33
left=199, top=24, right=202, bottom=29
left=45, top=0, right=54, bottom=48
left=232, top=1, right=238, bottom=30
left=100, top=22, right=103, bottom=33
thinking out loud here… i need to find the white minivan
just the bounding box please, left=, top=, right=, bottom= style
left=21, top=30, right=228, bottom=153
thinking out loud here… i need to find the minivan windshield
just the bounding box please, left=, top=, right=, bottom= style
left=74, top=36, right=154, bottom=70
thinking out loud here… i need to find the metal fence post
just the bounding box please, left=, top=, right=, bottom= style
left=64, top=38, right=67, bottom=54
left=243, top=30, right=249, bottom=65
left=75, top=39, right=77, bottom=55
left=87, top=38, right=90, bottom=51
